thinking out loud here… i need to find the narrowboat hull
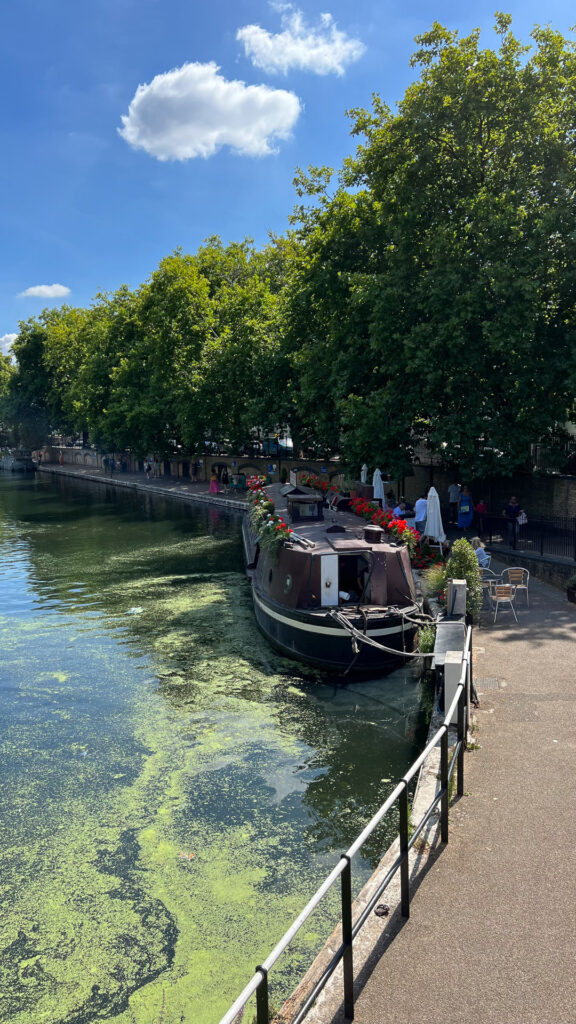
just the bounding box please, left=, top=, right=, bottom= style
left=251, top=585, right=419, bottom=674
left=0, top=454, right=35, bottom=472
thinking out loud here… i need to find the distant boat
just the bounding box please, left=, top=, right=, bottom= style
left=0, top=450, right=36, bottom=472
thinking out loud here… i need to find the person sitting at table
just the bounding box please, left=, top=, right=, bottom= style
left=393, top=501, right=407, bottom=517
left=471, top=537, right=490, bottom=567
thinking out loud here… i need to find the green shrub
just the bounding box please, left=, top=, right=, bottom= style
left=423, top=538, right=482, bottom=620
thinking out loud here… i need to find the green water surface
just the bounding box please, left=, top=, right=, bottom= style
left=0, top=473, right=430, bottom=1024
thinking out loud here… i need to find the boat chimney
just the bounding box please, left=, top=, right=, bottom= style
left=363, top=524, right=383, bottom=544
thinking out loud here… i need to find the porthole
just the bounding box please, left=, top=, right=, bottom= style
left=284, top=574, right=293, bottom=593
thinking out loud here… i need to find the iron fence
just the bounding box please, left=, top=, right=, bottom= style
left=219, top=629, right=472, bottom=1024
left=483, top=513, right=576, bottom=563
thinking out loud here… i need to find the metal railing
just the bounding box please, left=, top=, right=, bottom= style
left=219, top=628, right=472, bottom=1024
left=484, top=513, right=576, bottom=562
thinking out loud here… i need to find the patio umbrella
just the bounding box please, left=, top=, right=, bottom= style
left=372, top=468, right=385, bottom=502
left=360, top=463, right=368, bottom=484
left=424, top=486, right=446, bottom=543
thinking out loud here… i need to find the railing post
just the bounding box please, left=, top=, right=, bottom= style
left=440, top=727, right=449, bottom=843
left=457, top=680, right=465, bottom=797
left=340, top=854, right=355, bottom=1021
left=399, top=784, right=410, bottom=918
left=255, top=966, right=269, bottom=1024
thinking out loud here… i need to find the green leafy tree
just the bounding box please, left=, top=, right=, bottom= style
left=284, top=16, right=576, bottom=475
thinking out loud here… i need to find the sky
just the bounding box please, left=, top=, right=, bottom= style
left=1, top=0, right=575, bottom=355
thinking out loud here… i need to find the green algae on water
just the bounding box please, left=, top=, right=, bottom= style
left=0, top=475, right=429, bottom=1024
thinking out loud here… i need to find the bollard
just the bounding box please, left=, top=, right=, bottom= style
left=443, top=651, right=462, bottom=726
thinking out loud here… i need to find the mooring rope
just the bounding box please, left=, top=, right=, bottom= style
left=329, top=608, right=436, bottom=659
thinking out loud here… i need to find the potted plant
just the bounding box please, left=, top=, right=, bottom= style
left=566, top=573, right=576, bottom=603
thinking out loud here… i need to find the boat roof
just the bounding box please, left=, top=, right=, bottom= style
left=266, top=483, right=397, bottom=556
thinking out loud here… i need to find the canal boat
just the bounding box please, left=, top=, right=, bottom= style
left=243, top=482, right=423, bottom=674
left=0, top=449, right=36, bottom=472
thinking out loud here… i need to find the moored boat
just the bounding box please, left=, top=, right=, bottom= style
left=243, top=481, right=424, bottom=674
left=0, top=449, right=36, bottom=472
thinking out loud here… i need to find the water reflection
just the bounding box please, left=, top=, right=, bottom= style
left=0, top=473, right=430, bottom=1024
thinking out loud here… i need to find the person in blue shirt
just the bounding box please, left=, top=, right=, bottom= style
left=457, top=486, right=474, bottom=529
left=472, top=537, right=490, bottom=567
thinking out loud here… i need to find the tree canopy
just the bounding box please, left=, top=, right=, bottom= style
left=4, top=17, right=576, bottom=475
left=282, top=16, right=576, bottom=475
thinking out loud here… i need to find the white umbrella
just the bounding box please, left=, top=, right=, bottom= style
left=424, top=486, right=446, bottom=543
left=360, top=463, right=368, bottom=484
left=372, top=468, right=385, bottom=502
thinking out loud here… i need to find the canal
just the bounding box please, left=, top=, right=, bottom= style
left=0, top=472, right=431, bottom=1024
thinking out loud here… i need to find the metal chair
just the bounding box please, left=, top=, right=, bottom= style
left=500, top=566, right=529, bottom=606
left=480, top=568, right=501, bottom=607
left=490, top=583, right=518, bottom=623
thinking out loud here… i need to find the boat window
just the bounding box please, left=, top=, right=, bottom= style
left=268, top=569, right=273, bottom=584
left=284, top=574, right=293, bottom=594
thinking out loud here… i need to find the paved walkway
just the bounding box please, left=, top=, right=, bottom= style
left=306, top=569, right=576, bottom=1024
left=37, top=462, right=249, bottom=512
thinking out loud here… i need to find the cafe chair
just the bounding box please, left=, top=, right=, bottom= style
left=490, top=583, right=518, bottom=623
left=480, top=568, right=501, bottom=606
left=500, top=566, right=529, bottom=606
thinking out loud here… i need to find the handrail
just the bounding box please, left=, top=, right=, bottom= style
left=219, top=627, right=472, bottom=1024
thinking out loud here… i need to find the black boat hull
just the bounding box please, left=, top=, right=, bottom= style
left=252, top=587, right=418, bottom=674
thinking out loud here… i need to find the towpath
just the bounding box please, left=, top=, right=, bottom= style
left=305, top=567, right=576, bottom=1024
left=36, top=462, right=249, bottom=512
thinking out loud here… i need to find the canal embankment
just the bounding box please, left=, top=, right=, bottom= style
left=37, top=461, right=250, bottom=513
left=299, top=568, right=576, bottom=1024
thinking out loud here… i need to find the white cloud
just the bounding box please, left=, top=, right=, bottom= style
left=237, top=6, right=365, bottom=76
left=18, top=284, right=71, bottom=298
left=119, top=61, right=301, bottom=160
left=0, top=333, right=17, bottom=355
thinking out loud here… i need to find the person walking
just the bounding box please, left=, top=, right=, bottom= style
left=457, top=486, right=474, bottom=530
left=448, top=481, right=461, bottom=524
left=502, top=495, right=522, bottom=547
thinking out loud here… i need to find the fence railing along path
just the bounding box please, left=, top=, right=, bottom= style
left=219, top=628, right=473, bottom=1024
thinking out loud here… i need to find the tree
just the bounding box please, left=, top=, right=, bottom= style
left=284, top=17, right=576, bottom=476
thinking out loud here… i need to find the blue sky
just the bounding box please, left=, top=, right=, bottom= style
left=1, top=0, right=574, bottom=353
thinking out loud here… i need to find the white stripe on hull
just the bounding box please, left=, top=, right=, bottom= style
left=253, top=590, right=416, bottom=638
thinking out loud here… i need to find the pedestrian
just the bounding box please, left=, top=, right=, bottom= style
left=414, top=493, right=428, bottom=536
left=448, top=481, right=461, bottom=524
left=474, top=497, right=487, bottom=533
left=209, top=471, right=219, bottom=495
left=221, top=466, right=229, bottom=493
left=191, top=460, right=198, bottom=484
left=153, top=457, right=160, bottom=479
left=502, top=495, right=522, bottom=546
left=457, top=485, right=474, bottom=530
left=145, top=461, right=151, bottom=480
left=59, top=451, right=64, bottom=467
